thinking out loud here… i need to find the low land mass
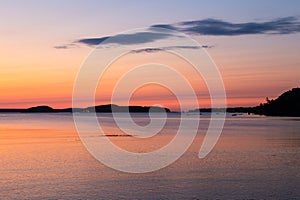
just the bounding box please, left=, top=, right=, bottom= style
left=190, top=87, right=300, bottom=117
left=0, top=88, right=299, bottom=116
left=251, top=87, right=300, bottom=116
left=0, top=104, right=170, bottom=113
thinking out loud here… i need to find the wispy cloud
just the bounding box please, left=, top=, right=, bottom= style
left=54, top=43, right=78, bottom=49
left=56, top=16, right=300, bottom=49
left=76, top=37, right=111, bottom=46
left=75, top=32, right=175, bottom=46
left=130, top=45, right=213, bottom=53
left=54, top=45, right=69, bottom=49
left=152, top=16, right=300, bottom=36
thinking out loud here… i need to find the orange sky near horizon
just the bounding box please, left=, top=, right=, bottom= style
left=0, top=1, right=300, bottom=109
left=1, top=34, right=299, bottom=111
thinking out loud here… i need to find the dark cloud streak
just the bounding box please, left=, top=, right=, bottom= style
left=76, top=36, right=111, bottom=46
left=54, top=45, right=69, bottom=49
left=56, top=16, right=300, bottom=49
left=152, top=17, right=300, bottom=36
left=130, top=45, right=213, bottom=53
left=75, top=32, right=174, bottom=46
left=54, top=43, right=78, bottom=49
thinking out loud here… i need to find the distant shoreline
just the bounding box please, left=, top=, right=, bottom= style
left=0, top=105, right=254, bottom=114
left=1, top=87, right=299, bottom=116
left=0, top=104, right=171, bottom=113
left=0, top=106, right=299, bottom=117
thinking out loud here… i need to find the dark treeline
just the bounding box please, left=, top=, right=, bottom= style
left=252, top=88, right=300, bottom=116
left=190, top=87, right=300, bottom=117
left=85, top=104, right=170, bottom=113
left=0, top=105, right=170, bottom=113
left=1, top=88, right=299, bottom=116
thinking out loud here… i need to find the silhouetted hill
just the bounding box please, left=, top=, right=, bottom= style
left=188, top=87, right=300, bottom=117
left=23, top=105, right=55, bottom=113
left=84, top=104, right=171, bottom=113
left=1, top=88, right=299, bottom=116
left=253, top=88, right=300, bottom=116
left=20, top=105, right=76, bottom=113
left=7, top=104, right=171, bottom=113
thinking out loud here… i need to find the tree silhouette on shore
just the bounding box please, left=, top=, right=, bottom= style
left=253, top=88, right=300, bottom=116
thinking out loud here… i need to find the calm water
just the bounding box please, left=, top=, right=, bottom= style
left=0, top=113, right=299, bottom=199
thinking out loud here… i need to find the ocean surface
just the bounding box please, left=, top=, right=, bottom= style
left=0, top=113, right=299, bottom=199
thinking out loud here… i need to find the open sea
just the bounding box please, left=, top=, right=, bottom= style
left=0, top=113, right=299, bottom=199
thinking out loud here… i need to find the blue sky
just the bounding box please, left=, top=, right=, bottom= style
left=2, top=0, right=300, bottom=36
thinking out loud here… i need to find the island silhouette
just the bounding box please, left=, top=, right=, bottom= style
left=189, top=87, right=300, bottom=117
left=16, top=104, right=171, bottom=113
left=251, top=87, right=300, bottom=116
left=0, top=87, right=299, bottom=116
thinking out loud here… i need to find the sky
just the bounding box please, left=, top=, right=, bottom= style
left=1, top=0, right=300, bottom=110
